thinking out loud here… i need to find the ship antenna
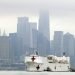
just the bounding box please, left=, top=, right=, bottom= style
left=36, top=51, right=38, bottom=55
left=63, top=52, right=66, bottom=56
left=34, top=49, right=38, bottom=55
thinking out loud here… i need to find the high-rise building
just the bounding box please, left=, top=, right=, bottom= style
left=50, top=40, right=54, bottom=55
left=0, top=35, right=9, bottom=64
left=29, top=22, right=37, bottom=48
left=53, top=31, right=63, bottom=56
left=9, top=33, right=19, bottom=63
left=63, top=33, right=74, bottom=57
left=25, top=22, right=37, bottom=54
left=70, top=37, right=75, bottom=70
left=17, top=17, right=31, bottom=56
left=17, top=17, right=38, bottom=56
left=32, top=29, right=38, bottom=50
left=38, top=11, right=50, bottom=40
left=17, top=17, right=30, bottom=47
left=37, top=11, right=50, bottom=56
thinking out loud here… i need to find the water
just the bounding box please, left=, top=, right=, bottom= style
left=0, top=71, right=74, bottom=75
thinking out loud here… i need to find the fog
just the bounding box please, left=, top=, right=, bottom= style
left=0, top=0, right=75, bottom=39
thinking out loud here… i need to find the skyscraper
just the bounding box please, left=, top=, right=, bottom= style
left=9, top=33, right=18, bottom=63
left=17, top=17, right=30, bottom=47
left=0, top=35, right=9, bottom=64
left=37, top=11, right=50, bottom=56
left=32, top=29, right=38, bottom=50
left=27, top=22, right=37, bottom=54
left=50, top=40, right=54, bottom=55
left=17, top=17, right=38, bottom=56
left=63, top=33, right=74, bottom=57
left=53, top=31, right=63, bottom=56
left=29, top=22, right=37, bottom=48
left=17, top=17, right=31, bottom=55
left=39, top=11, right=50, bottom=40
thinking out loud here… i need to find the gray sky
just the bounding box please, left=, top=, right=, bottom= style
left=0, top=0, right=75, bottom=39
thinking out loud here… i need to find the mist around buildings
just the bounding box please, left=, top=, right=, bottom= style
left=0, top=10, right=75, bottom=71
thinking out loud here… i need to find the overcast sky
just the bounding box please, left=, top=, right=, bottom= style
left=0, top=0, right=75, bottom=39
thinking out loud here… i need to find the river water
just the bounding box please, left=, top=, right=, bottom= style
left=0, top=71, right=74, bottom=75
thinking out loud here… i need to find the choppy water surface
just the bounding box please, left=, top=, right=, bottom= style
left=0, top=71, right=74, bottom=75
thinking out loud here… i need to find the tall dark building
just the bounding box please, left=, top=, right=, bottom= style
left=32, top=29, right=38, bottom=49
left=9, top=33, right=19, bottom=63
left=0, top=35, right=9, bottom=64
left=17, top=17, right=31, bottom=56
left=37, top=11, right=50, bottom=56
left=25, top=22, right=37, bottom=54
left=53, top=31, right=63, bottom=56
left=29, top=22, right=37, bottom=48
left=50, top=40, right=54, bottom=55
left=39, top=11, right=50, bottom=40
left=63, top=33, right=74, bottom=57
left=17, top=17, right=38, bottom=56
left=17, top=17, right=30, bottom=47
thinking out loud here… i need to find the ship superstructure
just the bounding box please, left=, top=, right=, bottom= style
left=25, top=54, right=70, bottom=72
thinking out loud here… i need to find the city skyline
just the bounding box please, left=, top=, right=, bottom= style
left=0, top=15, right=75, bottom=40
left=0, top=0, right=75, bottom=40
left=0, top=14, right=75, bottom=70
left=0, top=0, right=75, bottom=71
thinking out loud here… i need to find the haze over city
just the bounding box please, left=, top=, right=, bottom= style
left=0, top=0, right=75, bottom=40
left=0, top=0, right=75, bottom=72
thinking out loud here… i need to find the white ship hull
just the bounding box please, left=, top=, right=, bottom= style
left=25, top=55, right=70, bottom=72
